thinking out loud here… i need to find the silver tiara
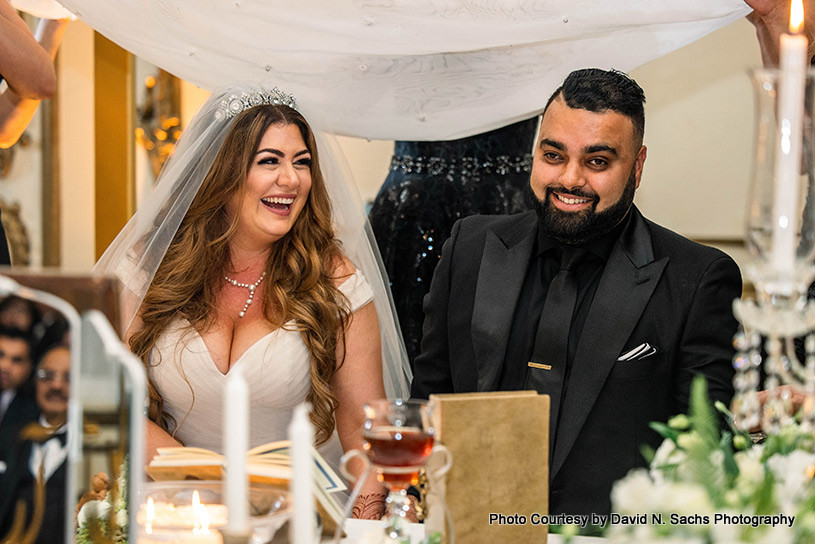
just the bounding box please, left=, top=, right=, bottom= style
left=216, top=87, right=298, bottom=120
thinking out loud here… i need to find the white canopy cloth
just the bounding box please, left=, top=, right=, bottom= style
left=41, top=0, right=749, bottom=140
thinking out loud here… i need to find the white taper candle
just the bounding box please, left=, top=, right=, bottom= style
left=771, top=0, right=808, bottom=273
left=224, top=365, right=250, bottom=534
left=289, top=403, right=315, bottom=544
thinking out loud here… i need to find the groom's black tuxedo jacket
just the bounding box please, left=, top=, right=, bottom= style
left=0, top=434, right=67, bottom=544
left=411, top=206, right=741, bottom=515
left=0, top=391, right=38, bottom=473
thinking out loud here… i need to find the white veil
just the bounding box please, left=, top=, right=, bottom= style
left=91, top=84, right=412, bottom=399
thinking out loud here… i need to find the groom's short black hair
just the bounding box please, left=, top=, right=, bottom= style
left=544, top=68, right=646, bottom=146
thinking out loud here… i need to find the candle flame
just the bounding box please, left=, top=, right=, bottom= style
left=790, top=0, right=805, bottom=33
left=191, top=489, right=211, bottom=535
left=145, top=497, right=155, bottom=535
left=199, top=505, right=211, bottom=534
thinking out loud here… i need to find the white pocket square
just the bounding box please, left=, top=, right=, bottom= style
left=617, top=342, right=658, bottom=361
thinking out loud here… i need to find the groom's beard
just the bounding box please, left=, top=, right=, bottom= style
left=530, top=166, right=637, bottom=246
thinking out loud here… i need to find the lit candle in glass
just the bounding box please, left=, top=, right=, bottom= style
left=146, top=497, right=156, bottom=535
left=138, top=490, right=227, bottom=543
left=771, top=0, right=807, bottom=273
left=223, top=366, right=250, bottom=535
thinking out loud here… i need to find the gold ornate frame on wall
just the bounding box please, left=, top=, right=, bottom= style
left=41, top=90, right=60, bottom=267
left=0, top=198, right=32, bottom=265
left=136, top=69, right=182, bottom=180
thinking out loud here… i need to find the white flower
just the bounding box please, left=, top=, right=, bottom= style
left=723, top=489, right=741, bottom=507
left=606, top=523, right=664, bottom=543
left=614, top=526, right=705, bottom=544
left=766, top=450, right=815, bottom=510
left=650, top=439, right=686, bottom=483
left=611, top=469, right=655, bottom=514
left=629, top=524, right=661, bottom=543
left=709, top=509, right=744, bottom=543
left=734, top=448, right=765, bottom=498
left=653, top=538, right=705, bottom=544
left=659, top=482, right=713, bottom=516
left=797, top=512, right=815, bottom=537
left=754, top=523, right=794, bottom=544
left=76, top=500, right=111, bottom=527
left=612, top=468, right=713, bottom=520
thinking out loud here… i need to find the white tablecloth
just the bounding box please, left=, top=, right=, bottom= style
left=333, top=519, right=605, bottom=543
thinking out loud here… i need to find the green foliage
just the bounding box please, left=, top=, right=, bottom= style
left=761, top=424, right=815, bottom=461
left=689, top=375, right=719, bottom=450
left=715, top=400, right=752, bottom=451
left=663, top=376, right=730, bottom=506
left=422, top=532, right=443, bottom=544
left=649, top=420, right=680, bottom=442
left=752, top=470, right=776, bottom=516
left=640, top=443, right=657, bottom=464
left=609, top=374, right=815, bottom=543
left=76, top=514, right=128, bottom=544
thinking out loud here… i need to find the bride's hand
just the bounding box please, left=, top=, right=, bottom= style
left=145, top=418, right=181, bottom=475
left=350, top=491, right=421, bottom=522
left=351, top=491, right=387, bottom=520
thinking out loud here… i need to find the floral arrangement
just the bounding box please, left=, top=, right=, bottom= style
left=76, top=463, right=129, bottom=544
left=607, top=376, right=815, bottom=543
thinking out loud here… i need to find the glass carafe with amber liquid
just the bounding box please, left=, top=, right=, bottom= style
left=341, top=399, right=452, bottom=543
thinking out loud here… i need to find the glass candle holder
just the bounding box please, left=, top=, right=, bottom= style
left=137, top=481, right=290, bottom=544
left=745, top=67, right=815, bottom=301
left=731, top=67, right=815, bottom=433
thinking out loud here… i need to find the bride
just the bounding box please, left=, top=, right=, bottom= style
left=93, top=85, right=411, bottom=517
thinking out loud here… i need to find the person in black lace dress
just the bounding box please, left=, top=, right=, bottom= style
left=369, top=117, right=539, bottom=365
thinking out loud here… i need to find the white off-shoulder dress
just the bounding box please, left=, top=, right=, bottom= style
left=148, top=271, right=374, bottom=470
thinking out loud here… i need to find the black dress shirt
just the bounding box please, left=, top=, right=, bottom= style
left=497, top=212, right=630, bottom=390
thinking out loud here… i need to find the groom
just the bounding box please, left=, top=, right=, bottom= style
left=411, top=68, right=741, bottom=516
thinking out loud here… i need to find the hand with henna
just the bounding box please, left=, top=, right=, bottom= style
left=351, top=492, right=387, bottom=520
left=351, top=492, right=420, bottom=522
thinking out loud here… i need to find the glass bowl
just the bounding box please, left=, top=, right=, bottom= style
left=138, top=480, right=290, bottom=544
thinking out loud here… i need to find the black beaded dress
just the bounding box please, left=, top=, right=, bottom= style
left=369, top=117, right=540, bottom=365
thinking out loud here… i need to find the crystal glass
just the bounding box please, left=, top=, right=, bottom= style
left=340, top=398, right=452, bottom=544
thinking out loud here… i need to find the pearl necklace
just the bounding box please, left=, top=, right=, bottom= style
left=224, top=271, right=266, bottom=318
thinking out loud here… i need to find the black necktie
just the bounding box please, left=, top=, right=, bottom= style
left=525, top=247, right=585, bottom=460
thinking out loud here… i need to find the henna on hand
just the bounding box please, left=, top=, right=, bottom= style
left=405, top=494, right=421, bottom=523
left=352, top=492, right=387, bottom=520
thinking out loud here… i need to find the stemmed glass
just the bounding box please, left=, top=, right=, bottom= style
left=340, top=398, right=452, bottom=543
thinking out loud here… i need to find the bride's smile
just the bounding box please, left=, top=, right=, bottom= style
left=227, top=122, right=313, bottom=248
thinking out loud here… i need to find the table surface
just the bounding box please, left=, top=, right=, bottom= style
left=331, top=519, right=605, bottom=543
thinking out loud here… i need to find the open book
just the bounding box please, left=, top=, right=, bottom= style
left=147, top=440, right=347, bottom=531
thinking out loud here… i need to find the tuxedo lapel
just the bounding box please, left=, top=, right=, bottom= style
left=550, top=209, right=667, bottom=479
left=0, top=440, right=33, bottom=525
left=472, top=213, right=537, bottom=391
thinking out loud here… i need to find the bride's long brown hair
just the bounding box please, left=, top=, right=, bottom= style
left=129, top=104, right=349, bottom=445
